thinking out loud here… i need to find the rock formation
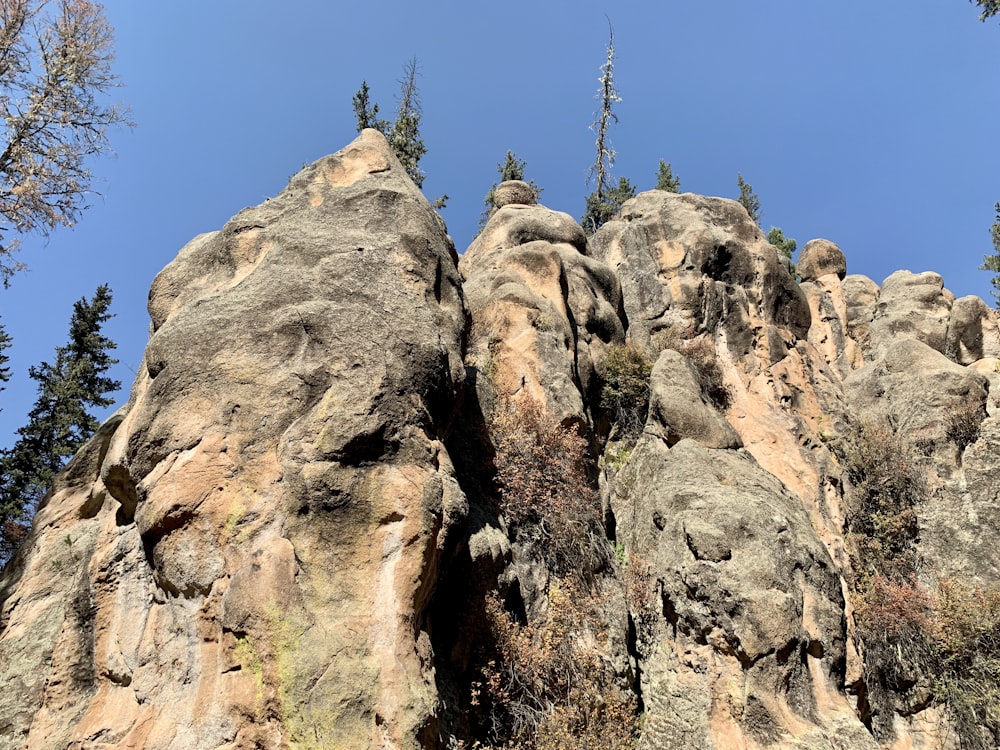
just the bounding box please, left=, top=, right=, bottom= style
left=3, top=134, right=1000, bottom=750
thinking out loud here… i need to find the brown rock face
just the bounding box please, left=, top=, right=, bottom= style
left=0, top=130, right=467, bottom=749
left=593, top=191, right=871, bottom=749
left=460, top=201, right=623, bottom=424
left=610, top=437, right=875, bottom=750
left=5, top=157, right=1000, bottom=750
left=798, top=239, right=847, bottom=282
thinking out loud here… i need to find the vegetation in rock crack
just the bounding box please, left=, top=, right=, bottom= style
left=978, top=202, right=1000, bottom=306
left=0, top=0, right=132, bottom=285
left=945, top=397, right=985, bottom=453
left=352, top=57, right=427, bottom=188
left=681, top=337, right=732, bottom=410
left=479, top=151, right=541, bottom=228
left=471, top=395, right=640, bottom=747
left=841, top=420, right=1000, bottom=748
left=600, top=343, right=652, bottom=441
left=0, top=284, right=119, bottom=563
left=654, top=159, right=681, bottom=192
left=581, top=22, right=634, bottom=235
left=736, top=173, right=761, bottom=226
left=489, top=395, right=607, bottom=576
left=470, top=579, right=640, bottom=749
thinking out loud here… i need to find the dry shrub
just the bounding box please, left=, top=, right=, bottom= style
left=843, top=420, right=1000, bottom=747
left=925, top=578, right=1000, bottom=750
left=853, top=574, right=936, bottom=732
left=600, top=344, right=652, bottom=440
left=622, top=553, right=658, bottom=650
left=0, top=516, right=29, bottom=564
left=678, top=337, right=731, bottom=410
left=474, top=579, right=640, bottom=749
left=489, top=395, right=605, bottom=575
left=842, top=420, right=923, bottom=582
left=842, top=420, right=927, bottom=739
left=946, top=398, right=985, bottom=453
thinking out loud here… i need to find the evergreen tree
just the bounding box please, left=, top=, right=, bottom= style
left=480, top=151, right=541, bottom=227
left=351, top=58, right=427, bottom=188
left=388, top=58, right=427, bottom=188
left=0, top=319, right=11, bottom=403
left=655, top=160, right=681, bottom=192
left=767, top=227, right=797, bottom=275
left=351, top=81, right=389, bottom=134
left=980, top=202, right=1000, bottom=306
left=582, top=176, right=636, bottom=233
left=737, top=173, right=762, bottom=226
left=0, top=285, right=120, bottom=560
left=582, top=23, right=632, bottom=235
left=974, top=0, right=1000, bottom=21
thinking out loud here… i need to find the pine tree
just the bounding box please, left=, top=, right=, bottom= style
left=351, top=59, right=427, bottom=188
left=974, top=0, right=1000, bottom=21
left=0, top=319, right=11, bottom=403
left=388, top=58, right=427, bottom=188
left=0, top=285, right=120, bottom=560
left=655, top=160, right=681, bottom=192
left=737, top=173, right=762, bottom=226
left=980, top=202, right=1000, bottom=306
left=767, top=227, right=797, bottom=276
left=583, top=176, right=636, bottom=234
left=351, top=80, right=389, bottom=134
left=582, top=23, right=632, bottom=235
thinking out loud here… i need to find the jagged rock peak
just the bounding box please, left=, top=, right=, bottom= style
left=0, top=129, right=468, bottom=749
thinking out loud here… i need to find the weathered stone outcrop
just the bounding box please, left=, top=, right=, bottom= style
left=611, top=436, right=876, bottom=750
left=592, top=192, right=871, bottom=748
left=798, top=239, right=847, bottom=283
left=0, top=129, right=467, bottom=749
left=4, top=145, right=1000, bottom=750
left=460, top=198, right=624, bottom=424
left=593, top=193, right=852, bottom=568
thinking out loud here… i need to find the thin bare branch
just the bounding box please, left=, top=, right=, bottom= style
left=0, top=0, right=131, bottom=285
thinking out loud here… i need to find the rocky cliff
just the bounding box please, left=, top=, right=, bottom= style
left=2, top=131, right=999, bottom=750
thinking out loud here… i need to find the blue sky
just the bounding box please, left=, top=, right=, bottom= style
left=1, top=1, right=998, bottom=446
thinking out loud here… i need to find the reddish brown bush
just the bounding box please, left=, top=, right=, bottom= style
left=489, top=396, right=603, bottom=574
left=474, top=580, right=640, bottom=749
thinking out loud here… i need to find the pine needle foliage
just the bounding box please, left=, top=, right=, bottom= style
left=0, top=284, right=119, bottom=562
left=979, top=202, right=1000, bottom=307
left=767, top=226, right=797, bottom=276
left=351, top=58, right=427, bottom=188
left=736, top=173, right=761, bottom=226
left=480, top=151, right=541, bottom=228
left=0, top=319, right=11, bottom=400
left=654, top=160, right=680, bottom=192
left=974, top=0, right=1000, bottom=21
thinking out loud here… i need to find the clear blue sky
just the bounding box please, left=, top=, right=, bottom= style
left=1, top=1, right=998, bottom=446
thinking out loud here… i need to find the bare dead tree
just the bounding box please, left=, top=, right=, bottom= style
left=589, top=20, right=620, bottom=205
left=0, top=0, right=131, bottom=285
left=582, top=21, right=632, bottom=235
